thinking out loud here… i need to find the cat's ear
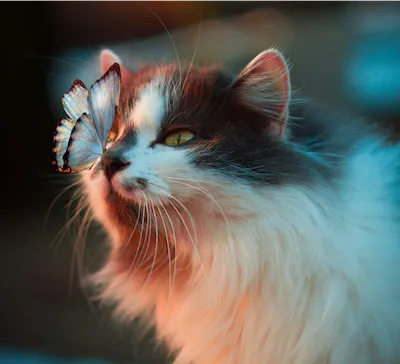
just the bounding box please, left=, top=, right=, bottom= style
left=233, top=49, right=291, bottom=138
left=100, top=49, right=131, bottom=85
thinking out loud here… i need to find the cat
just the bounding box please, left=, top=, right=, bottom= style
left=78, top=48, right=400, bottom=364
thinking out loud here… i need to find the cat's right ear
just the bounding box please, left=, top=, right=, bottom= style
left=232, top=49, right=291, bottom=138
left=100, top=49, right=131, bottom=85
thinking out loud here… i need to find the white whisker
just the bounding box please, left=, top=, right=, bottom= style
left=149, top=184, right=209, bottom=283
left=129, top=192, right=146, bottom=274
left=165, top=177, right=233, bottom=241
left=44, top=179, right=81, bottom=232
left=141, top=200, right=159, bottom=293
left=121, top=203, right=142, bottom=253
left=156, top=195, right=176, bottom=305
left=51, top=196, right=89, bottom=249
left=138, top=192, right=153, bottom=268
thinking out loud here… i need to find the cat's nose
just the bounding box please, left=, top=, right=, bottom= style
left=101, top=155, right=130, bottom=181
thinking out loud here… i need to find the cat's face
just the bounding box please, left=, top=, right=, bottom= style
left=82, top=50, right=302, bottom=248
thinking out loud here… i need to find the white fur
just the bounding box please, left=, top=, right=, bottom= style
left=81, top=77, right=400, bottom=363
left=130, top=77, right=166, bottom=131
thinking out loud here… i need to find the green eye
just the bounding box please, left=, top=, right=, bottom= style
left=164, top=130, right=195, bottom=146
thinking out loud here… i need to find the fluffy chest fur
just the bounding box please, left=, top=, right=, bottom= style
left=80, top=49, right=400, bottom=364
left=90, top=164, right=400, bottom=363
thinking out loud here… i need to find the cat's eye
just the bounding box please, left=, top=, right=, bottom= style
left=163, top=130, right=195, bottom=147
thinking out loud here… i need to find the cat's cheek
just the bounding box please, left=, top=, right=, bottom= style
left=81, top=170, right=110, bottom=217
left=152, top=150, right=200, bottom=199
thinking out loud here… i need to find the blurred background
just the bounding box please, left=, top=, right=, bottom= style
left=3, top=2, right=400, bottom=363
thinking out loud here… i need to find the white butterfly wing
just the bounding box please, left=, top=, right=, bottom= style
left=87, top=63, right=121, bottom=147
left=62, top=80, right=89, bottom=122
left=52, top=118, right=75, bottom=171
left=63, top=113, right=103, bottom=173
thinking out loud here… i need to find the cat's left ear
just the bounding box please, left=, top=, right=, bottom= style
left=233, top=49, right=291, bottom=138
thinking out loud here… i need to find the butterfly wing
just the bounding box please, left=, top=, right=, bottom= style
left=53, top=63, right=120, bottom=173
left=52, top=80, right=89, bottom=172
left=62, top=80, right=89, bottom=122
left=52, top=118, right=75, bottom=171
left=63, top=113, right=103, bottom=173
left=87, top=63, right=121, bottom=148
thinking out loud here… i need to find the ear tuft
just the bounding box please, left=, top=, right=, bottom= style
left=234, top=49, right=291, bottom=137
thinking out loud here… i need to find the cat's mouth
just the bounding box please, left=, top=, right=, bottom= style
left=91, top=162, right=149, bottom=204
left=87, top=166, right=144, bottom=216
left=105, top=172, right=170, bottom=210
left=111, top=179, right=143, bottom=202
left=87, top=166, right=184, bottom=227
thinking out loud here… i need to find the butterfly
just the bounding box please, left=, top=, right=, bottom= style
left=52, top=63, right=121, bottom=173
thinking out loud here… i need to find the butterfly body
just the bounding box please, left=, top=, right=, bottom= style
left=52, top=63, right=121, bottom=173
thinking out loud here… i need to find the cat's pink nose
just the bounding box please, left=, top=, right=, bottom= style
left=102, top=156, right=130, bottom=181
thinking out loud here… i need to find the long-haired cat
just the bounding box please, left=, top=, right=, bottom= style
left=79, top=48, right=400, bottom=364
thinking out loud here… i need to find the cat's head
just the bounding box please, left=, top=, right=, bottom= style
left=82, top=48, right=308, bottom=258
